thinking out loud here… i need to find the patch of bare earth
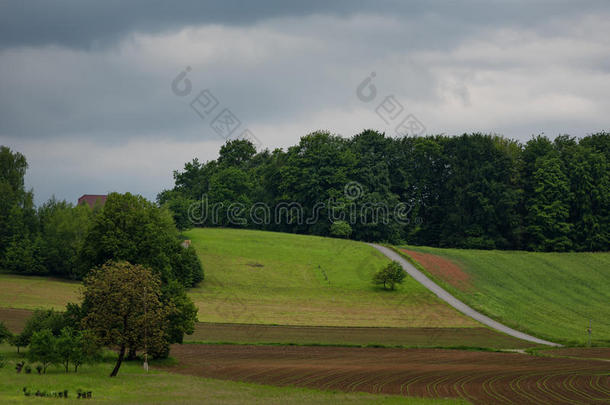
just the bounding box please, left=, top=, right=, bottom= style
left=402, top=249, right=473, bottom=291
left=0, top=307, right=32, bottom=333
left=163, top=344, right=610, bottom=405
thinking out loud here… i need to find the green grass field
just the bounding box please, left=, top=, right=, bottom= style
left=0, top=229, right=475, bottom=328
left=0, top=274, right=80, bottom=310
left=185, top=228, right=476, bottom=327
left=398, top=246, right=610, bottom=345
left=0, top=345, right=468, bottom=405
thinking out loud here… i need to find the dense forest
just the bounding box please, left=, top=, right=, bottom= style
left=160, top=131, right=610, bottom=251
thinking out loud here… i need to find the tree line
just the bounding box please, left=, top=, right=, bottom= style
left=0, top=146, right=203, bottom=284
left=160, top=131, right=610, bottom=251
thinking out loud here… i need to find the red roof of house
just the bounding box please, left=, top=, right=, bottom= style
left=78, top=194, right=107, bottom=208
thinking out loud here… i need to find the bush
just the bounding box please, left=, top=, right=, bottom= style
left=372, top=261, right=406, bottom=290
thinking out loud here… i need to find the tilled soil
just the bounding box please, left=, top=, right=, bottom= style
left=164, top=344, right=610, bottom=405
left=401, top=249, right=472, bottom=291
left=0, top=307, right=32, bottom=333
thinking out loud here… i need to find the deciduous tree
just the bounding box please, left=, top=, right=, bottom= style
left=27, top=329, right=58, bottom=373
left=82, top=261, right=169, bottom=377
left=373, top=261, right=406, bottom=290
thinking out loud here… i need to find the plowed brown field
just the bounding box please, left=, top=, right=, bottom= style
left=165, top=344, right=610, bottom=405
left=401, top=249, right=472, bottom=291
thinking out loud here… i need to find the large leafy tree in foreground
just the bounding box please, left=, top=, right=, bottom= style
left=83, top=261, right=169, bottom=377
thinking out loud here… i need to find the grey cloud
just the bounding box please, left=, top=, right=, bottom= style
left=1, top=1, right=608, bottom=49
left=0, top=0, right=364, bottom=49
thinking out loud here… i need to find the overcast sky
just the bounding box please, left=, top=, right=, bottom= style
left=1, top=0, right=609, bottom=204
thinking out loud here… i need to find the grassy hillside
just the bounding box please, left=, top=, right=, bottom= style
left=0, top=345, right=467, bottom=405
left=185, top=228, right=476, bottom=327
left=0, top=229, right=476, bottom=328
left=398, top=246, right=610, bottom=345
left=0, top=274, right=80, bottom=310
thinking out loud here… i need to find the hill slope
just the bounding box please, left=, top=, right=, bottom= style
left=185, top=228, right=476, bottom=327
left=398, top=246, right=610, bottom=344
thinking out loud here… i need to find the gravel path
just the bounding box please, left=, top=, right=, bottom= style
left=369, top=243, right=562, bottom=347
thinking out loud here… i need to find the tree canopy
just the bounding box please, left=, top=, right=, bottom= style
left=373, top=261, right=406, bottom=290
left=80, top=192, right=203, bottom=286
left=83, top=261, right=169, bottom=377
left=161, top=131, right=610, bottom=251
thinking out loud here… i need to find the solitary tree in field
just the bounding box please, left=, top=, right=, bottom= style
left=373, top=261, right=406, bottom=290
left=82, top=261, right=169, bottom=377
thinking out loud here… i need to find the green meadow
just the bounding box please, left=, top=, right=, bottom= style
left=0, top=228, right=476, bottom=328
left=0, top=274, right=80, bottom=311
left=399, top=246, right=610, bottom=345
left=184, top=228, right=476, bottom=328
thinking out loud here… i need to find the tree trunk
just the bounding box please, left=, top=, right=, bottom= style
left=110, top=344, right=126, bottom=377
left=126, top=346, right=137, bottom=361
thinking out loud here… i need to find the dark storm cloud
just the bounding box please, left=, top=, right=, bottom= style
left=0, top=0, right=358, bottom=49
left=1, top=0, right=608, bottom=49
